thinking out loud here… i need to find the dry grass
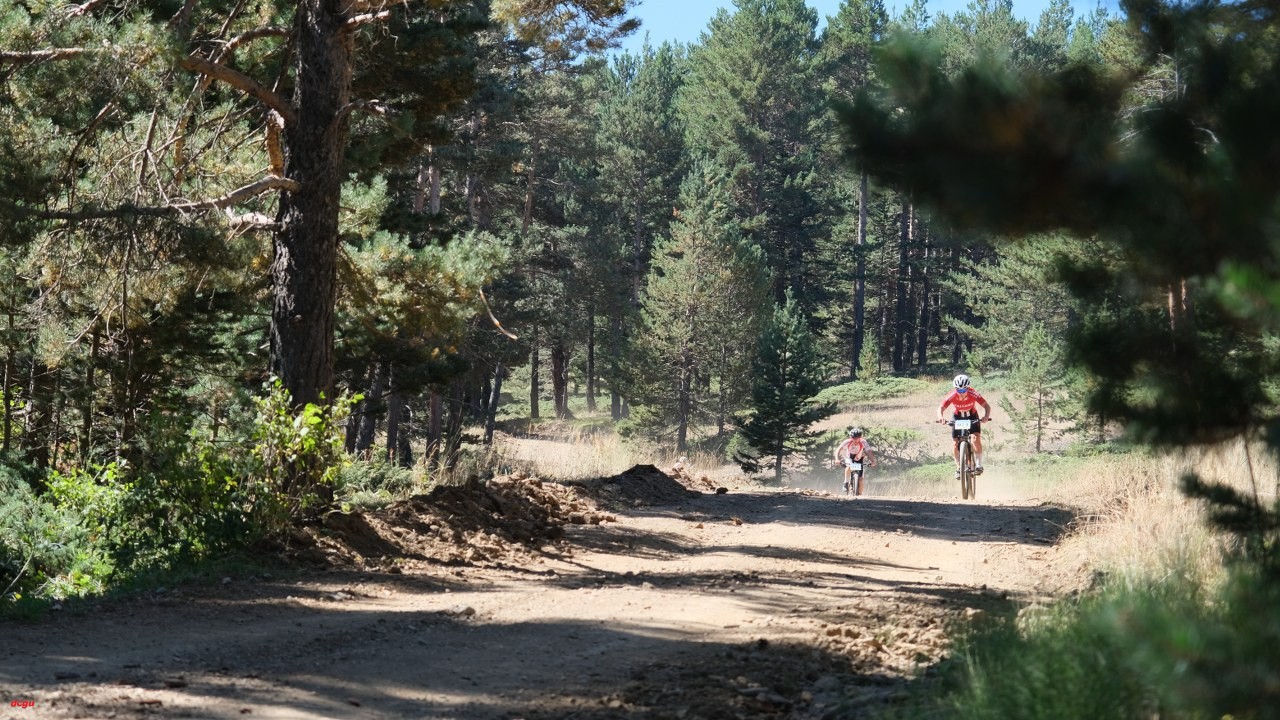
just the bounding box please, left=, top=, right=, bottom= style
left=495, top=428, right=728, bottom=482
left=1047, top=439, right=1279, bottom=589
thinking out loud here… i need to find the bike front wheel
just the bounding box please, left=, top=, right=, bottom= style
left=959, top=441, right=973, bottom=500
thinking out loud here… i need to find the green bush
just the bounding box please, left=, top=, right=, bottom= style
left=809, top=426, right=926, bottom=468
left=1, top=461, right=102, bottom=601
left=3, top=380, right=359, bottom=605
left=814, top=377, right=933, bottom=409
left=250, top=379, right=355, bottom=528
left=337, top=458, right=416, bottom=508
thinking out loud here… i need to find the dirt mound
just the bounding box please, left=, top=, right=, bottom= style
left=299, top=474, right=614, bottom=570
left=295, top=466, right=706, bottom=570
left=575, top=463, right=704, bottom=509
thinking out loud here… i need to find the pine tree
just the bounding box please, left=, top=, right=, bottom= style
left=736, top=293, right=836, bottom=482
left=679, top=0, right=826, bottom=311
left=628, top=162, right=769, bottom=453
left=593, top=43, right=689, bottom=418
left=817, top=0, right=890, bottom=378
left=997, top=323, right=1069, bottom=452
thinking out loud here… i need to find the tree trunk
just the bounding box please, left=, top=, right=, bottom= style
left=610, top=315, right=623, bottom=421
left=25, top=361, right=52, bottom=476
left=529, top=328, right=540, bottom=419
left=915, top=228, right=931, bottom=369
left=521, top=148, right=537, bottom=237
left=716, top=345, right=729, bottom=437
left=484, top=363, right=504, bottom=445
left=2, top=332, right=11, bottom=455
left=551, top=342, right=571, bottom=419
left=270, top=0, right=353, bottom=410
left=586, top=309, right=597, bottom=413
left=893, top=200, right=912, bottom=371
left=344, top=364, right=371, bottom=453
left=355, top=361, right=386, bottom=458
left=479, top=376, right=491, bottom=419
left=80, top=330, right=99, bottom=466
left=386, top=368, right=405, bottom=466
left=1035, top=390, right=1044, bottom=453
left=428, top=159, right=441, bottom=215
left=851, top=169, right=869, bottom=380
left=676, top=351, right=692, bottom=454
left=49, top=367, right=64, bottom=471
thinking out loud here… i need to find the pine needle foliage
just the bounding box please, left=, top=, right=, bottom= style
left=736, top=292, right=836, bottom=482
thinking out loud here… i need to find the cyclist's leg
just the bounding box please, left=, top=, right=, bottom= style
left=972, top=432, right=984, bottom=471
left=951, top=438, right=961, bottom=475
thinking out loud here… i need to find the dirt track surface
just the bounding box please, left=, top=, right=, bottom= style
left=2, top=484, right=1073, bottom=720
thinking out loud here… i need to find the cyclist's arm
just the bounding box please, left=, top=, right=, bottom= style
left=937, top=395, right=953, bottom=422
left=979, top=398, right=992, bottom=422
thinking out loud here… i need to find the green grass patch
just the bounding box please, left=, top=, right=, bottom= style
left=892, top=567, right=1280, bottom=720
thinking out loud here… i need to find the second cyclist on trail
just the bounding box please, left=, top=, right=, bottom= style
left=936, top=374, right=992, bottom=478
left=833, top=427, right=876, bottom=497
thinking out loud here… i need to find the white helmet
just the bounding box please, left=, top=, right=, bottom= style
left=953, top=374, right=971, bottom=390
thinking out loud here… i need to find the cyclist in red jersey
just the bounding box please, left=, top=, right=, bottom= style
left=936, top=374, right=992, bottom=477
left=833, top=427, right=876, bottom=496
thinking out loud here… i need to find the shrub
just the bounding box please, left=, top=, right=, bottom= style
left=249, top=379, right=356, bottom=531
left=814, top=377, right=933, bottom=409
left=4, top=380, right=358, bottom=604
left=1, top=462, right=101, bottom=601
left=808, top=426, right=926, bottom=468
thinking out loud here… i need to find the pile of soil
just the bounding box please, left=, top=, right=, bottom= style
left=573, top=463, right=705, bottom=509
left=297, top=473, right=616, bottom=570
left=296, top=464, right=711, bottom=569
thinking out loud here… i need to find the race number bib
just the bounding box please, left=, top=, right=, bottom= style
left=953, top=419, right=972, bottom=431
left=849, top=462, right=862, bottom=471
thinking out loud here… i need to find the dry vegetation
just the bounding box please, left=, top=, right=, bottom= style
left=1048, top=440, right=1278, bottom=588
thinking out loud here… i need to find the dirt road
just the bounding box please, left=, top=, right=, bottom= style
left=2, top=485, right=1073, bottom=720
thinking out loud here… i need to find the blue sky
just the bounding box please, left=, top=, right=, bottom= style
left=617, top=0, right=1123, bottom=55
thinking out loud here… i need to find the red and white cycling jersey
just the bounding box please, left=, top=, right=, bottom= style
left=940, top=388, right=987, bottom=416
left=837, top=437, right=871, bottom=460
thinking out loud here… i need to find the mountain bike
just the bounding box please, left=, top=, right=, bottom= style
left=842, top=457, right=865, bottom=497
left=946, top=419, right=981, bottom=500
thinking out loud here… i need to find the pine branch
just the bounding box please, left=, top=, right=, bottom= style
left=0, top=48, right=91, bottom=64
left=179, top=55, right=297, bottom=125
left=12, top=176, right=299, bottom=222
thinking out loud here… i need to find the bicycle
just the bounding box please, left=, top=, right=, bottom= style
left=945, top=418, right=983, bottom=500
left=841, top=456, right=866, bottom=497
